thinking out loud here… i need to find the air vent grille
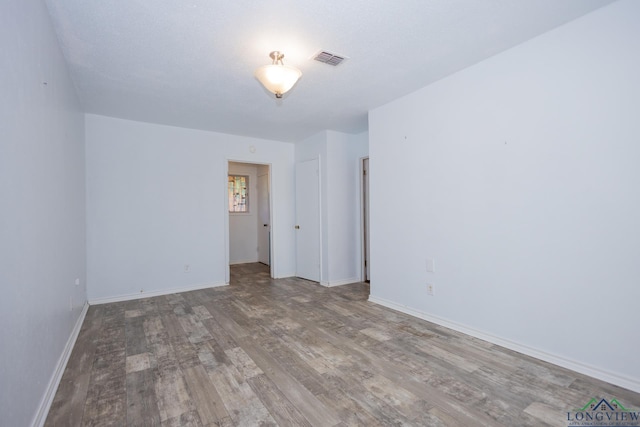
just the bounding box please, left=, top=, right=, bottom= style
left=313, top=50, right=347, bottom=66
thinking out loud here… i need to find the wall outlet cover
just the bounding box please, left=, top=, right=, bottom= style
left=426, top=258, right=435, bottom=273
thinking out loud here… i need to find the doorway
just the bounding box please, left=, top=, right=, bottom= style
left=227, top=161, right=272, bottom=276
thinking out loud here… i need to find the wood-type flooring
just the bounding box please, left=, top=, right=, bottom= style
left=46, top=263, right=640, bottom=426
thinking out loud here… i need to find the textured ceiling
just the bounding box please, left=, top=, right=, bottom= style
left=44, top=0, right=614, bottom=142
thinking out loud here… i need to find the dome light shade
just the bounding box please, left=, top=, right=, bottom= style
left=254, top=51, right=302, bottom=98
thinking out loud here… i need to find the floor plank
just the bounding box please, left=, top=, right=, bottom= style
left=46, top=263, right=640, bottom=426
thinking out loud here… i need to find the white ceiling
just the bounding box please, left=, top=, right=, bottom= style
left=44, top=0, right=614, bottom=142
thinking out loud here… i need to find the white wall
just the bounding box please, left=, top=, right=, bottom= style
left=86, top=115, right=296, bottom=302
left=326, top=131, right=369, bottom=284
left=296, top=130, right=368, bottom=286
left=228, top=162, right=258, bottom=264
left=369, top=0, right=640, bottom=391
left=0, top=0, right=86, bottom=425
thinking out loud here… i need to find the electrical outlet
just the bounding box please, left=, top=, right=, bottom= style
left=184, top=264, right=191, bottom=273
left=75, top=278, right=80, bottom=286
left=427, top=283, right=435, bottom=296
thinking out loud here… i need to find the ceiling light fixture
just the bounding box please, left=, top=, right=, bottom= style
left=254, top=51, right=302, bottom=99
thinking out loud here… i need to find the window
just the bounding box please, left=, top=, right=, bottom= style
left=228, top=175, right=249, bottom=212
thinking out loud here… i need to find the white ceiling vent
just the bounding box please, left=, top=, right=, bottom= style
left=312, top=50, right=347, bottom=66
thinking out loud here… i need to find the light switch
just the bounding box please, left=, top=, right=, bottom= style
left=426, top=258, right=435, bottom=273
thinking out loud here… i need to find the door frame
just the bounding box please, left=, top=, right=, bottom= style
left=257, top=171, right=271, bottom=266
left=224, top=160, right=274, bottom=284
left=360, top=156, right=369, bottom=282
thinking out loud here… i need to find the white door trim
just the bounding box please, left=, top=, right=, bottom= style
left=360, top=156, right=370, bottom=282
left=257, top=171, right=271, bottom=266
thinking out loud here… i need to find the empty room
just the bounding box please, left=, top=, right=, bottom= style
left=2, top=0, right=639, bottom=426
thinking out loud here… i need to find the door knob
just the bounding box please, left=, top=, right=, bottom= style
left=295, top=225, right=300, bottom=229
left=263, top=224, right=268, bottom=227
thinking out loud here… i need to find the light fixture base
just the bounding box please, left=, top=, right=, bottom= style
left=255, top=51, right=302, bottom=99
left=269, top=51, right=285, bottom=64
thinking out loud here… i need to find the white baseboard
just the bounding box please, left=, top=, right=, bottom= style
left=368, top=295, right=640, bottom=394
left=89, top=282, right=227, bottom=305
left=32, top=302, right=89, bottom=427
left=275, top=272, right=295, bottom=279
left=320, top=276, right=361, bottom=287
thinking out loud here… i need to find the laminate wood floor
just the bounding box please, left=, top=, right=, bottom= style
left=46, top=263, right=640, bottom=426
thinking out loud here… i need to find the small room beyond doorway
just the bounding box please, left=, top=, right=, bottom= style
left=228, top=161, right=272, bottom=276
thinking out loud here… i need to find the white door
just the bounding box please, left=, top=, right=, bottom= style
left=257, top=172, right=270, bottom=265
left=363, top=158, right=370, bottom=281
left=295, top=158, right=320, bottom=282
